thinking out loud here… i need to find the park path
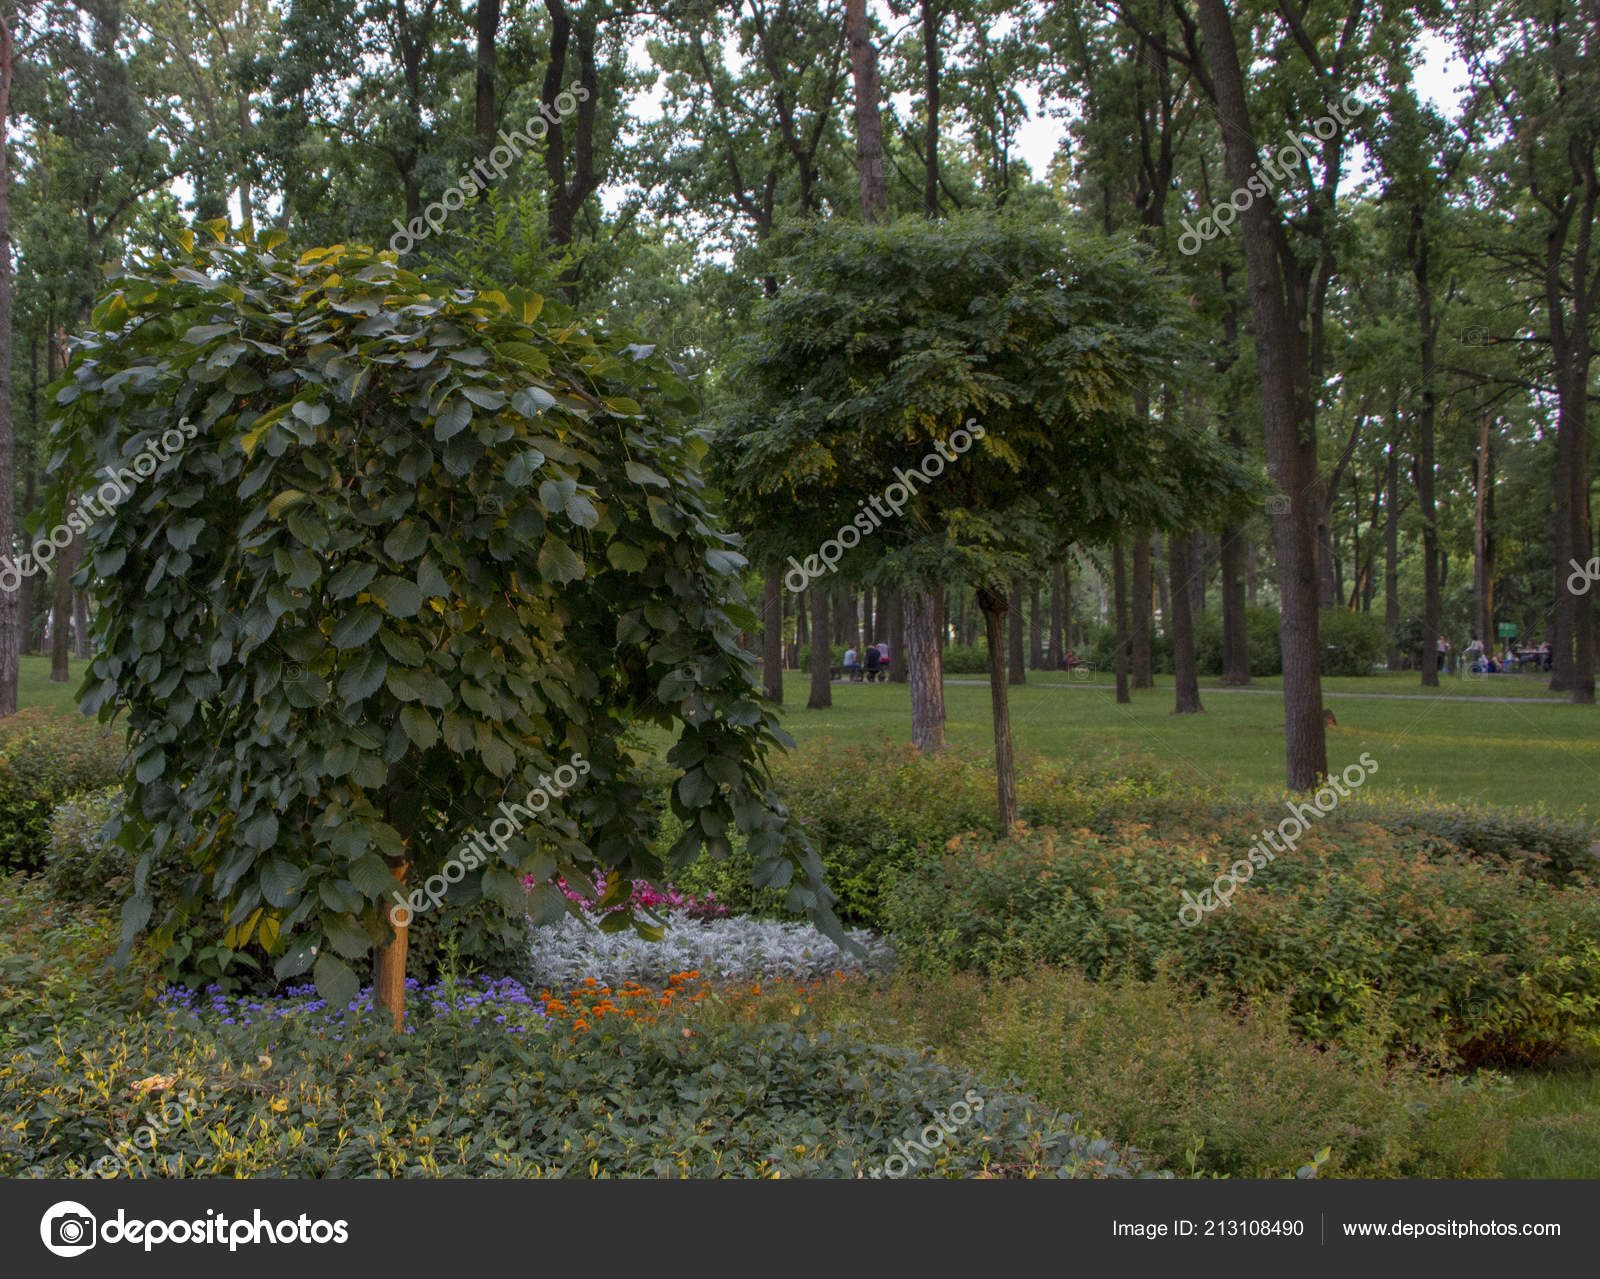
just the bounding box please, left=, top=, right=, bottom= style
left=941, top=679, right=1564, bottom=705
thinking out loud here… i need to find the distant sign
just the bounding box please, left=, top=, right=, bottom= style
left=1497, top=622, right=1517, bottom=638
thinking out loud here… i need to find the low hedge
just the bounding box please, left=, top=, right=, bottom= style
left=0, top=709, right=124, bottom=875
left=884, top=820, right=1600, bottom=1066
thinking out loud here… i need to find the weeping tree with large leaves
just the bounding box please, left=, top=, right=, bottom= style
left=47, top=224, right=838, bottom=1025
left=717, top=211, right=1257, bottom=826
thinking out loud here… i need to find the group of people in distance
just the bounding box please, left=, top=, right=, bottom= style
left=842, top=643, right=890, bottom=681
left=1461, top=634, right=1551, bottom=674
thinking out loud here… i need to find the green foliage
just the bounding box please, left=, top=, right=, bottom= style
left=941, top=644, right=992, bottom=675
left=671, top=742, right=1172, bottom=925
left=44, top=787, right=130, bottom=908
left=886, top=819, right=1600, bottom=1066
left=715, top=211, right=1259, bottom=591
left=790, top=969, right=1503, bottom=1178
left=0, top=877, right=160, bottom=1063
left=0, top=995, right=1148, bottom=1179
left=0, top=709, right=124, bottom=876
left=1317, top=608, right=1389, bottom=676
left=1192, top=605, right=1286, bottom=676
left=47, top=225, right=838, bottom=1003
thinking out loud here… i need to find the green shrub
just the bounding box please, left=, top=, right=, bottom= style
left=0, top=877, right=160, bottom=1062
left=885, top=820, right=1600, bottom=1066
left=783, top=968, right=1503, bottom=1178
left=1193, top=605, right=1284, bottom=677
left=0, top=997, right=1149, bottom=1178
left=1318, top=608, right=1388, bottom=676
left=941, top=643, right=991, bottom=674
left=0, top=709, right=124, bottom=875
left=670, top=742, right=1174, bottom=926
left=44, top=787, right=128, bottom=908
left=1371, top=802, right=1597, bottom=887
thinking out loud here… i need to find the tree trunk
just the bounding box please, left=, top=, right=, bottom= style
left=1474, top=412, right=1494, bottom=652
left=903, top=586, right=946, bottom=749
left=1195, top=0, right=1326, bottom=789
left=1113, top=538, right=1131, bottom=704
left=839, top=584, right=858, bottom=653
left=374, top=862, right=409, bottom=1029
left=845, top=0, right=888, bottom=223
left=1169, top=530, right=1203, bottom=713
left=920, top=0, right=941, bottom=218
left=1007, top=580, right=1025, bottom=685
left=886, top=587, right=907, bottom=682
left=49, top=538, right=76, bottom=682
left=1028, top=585, right=1044, bottom=669
left=1154, top=536, right=1172, bottom=623
left=1051, top=561, right=1066, bottom=664
left=0, top=19, right=17, bottom=715
left=72, top=590, right=88, bottom=659
left=795, top=587, right=809, bottom=648
left=763, top=565, right=783, bottom=703
left=1220, top=521, right=1250, bottom=684
left=1384, top=443, right=1401, bottom=669
left=474, top=0, right=501, bottom=162
left=1131, top=530, right=1153, bottom=688
left=16, top=449, right=32, bottom=656
left=977, top=585, right=1018, bottom=829
left=807, top=583, right=832, bottom=708
left=1189, top=536, right=1206, bottom=615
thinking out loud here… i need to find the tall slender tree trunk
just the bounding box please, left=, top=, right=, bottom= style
left=1154, top=536, right=1172, bottom=623
left=977, top=585, right=1017, bottom=828
left=920, top=0, right=941, bottom=218
left=1220, top=522, right=1250, bottom=684
left=1384, top=444, right=1401, bottom=667
left=72, top=591, right=88, bottom=660
left=807, top=584, right=832, bottom=708
left=1051, top=562, right=1066, bottom=664
left=1195, top=0, right=1326, bottom=788
left=1131, top=530, right=1153, bottom=688
left=1028, top=586, right=1043, bottom=669
left=840, top=585, right=858, bottom=653
left=0, top=19, right=17, bottom=715
left=1007, top=581, right=1025, bottom=685
left=16, top=455, right=31, bottom=656
left=474, top=0, right=501, bottom=160
left=50, top=540, right=76, bottom=682
left=886, top=587, right=907, bottom=682
left=1169, top=530, right=1203, bottom=713
left=763, top=565, right=783, bottom=703
left=1113, top=538, right=1131, bottom=704
left=903, top=587, right=946, bottom=749
left=1474, top=412, right=1494, bottom=650
left=845, top=0, right=888, bottom=224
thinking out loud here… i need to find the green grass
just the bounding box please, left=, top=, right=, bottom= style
left=778, top=672, right=1600, bottom=817
left=17, top=655, right=89, bottom=715
left=1496, top=1055, right=1600, bottom=1177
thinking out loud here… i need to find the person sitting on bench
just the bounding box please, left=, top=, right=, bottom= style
left=843, top=647, right=862, bottom=681
left=863, top=643, right=882, bottom=682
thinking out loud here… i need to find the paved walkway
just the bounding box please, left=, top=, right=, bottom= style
left=941, top=679, right=1568, bottom=705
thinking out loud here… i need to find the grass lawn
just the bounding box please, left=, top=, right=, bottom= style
left=777, top=671, right=1600, bottom=817
left=17, top=654, right=89, bottom=715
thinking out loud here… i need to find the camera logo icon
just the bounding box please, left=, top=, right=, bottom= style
left=40, top=1201, right=97, bottom=1257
